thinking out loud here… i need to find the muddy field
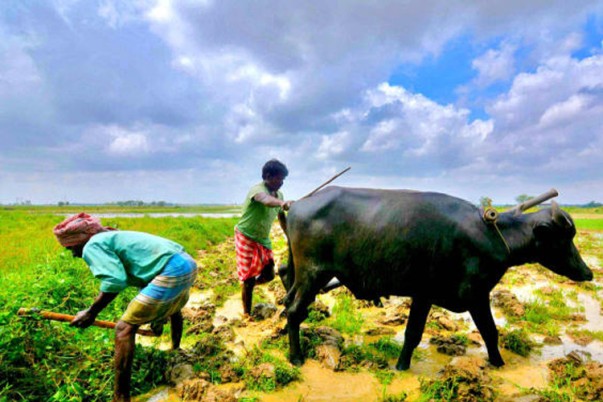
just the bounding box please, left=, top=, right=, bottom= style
left=136, top=227, right=603, bottom=402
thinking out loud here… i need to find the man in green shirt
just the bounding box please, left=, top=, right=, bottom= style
left=235, top=159, right=293, bottom=318
left=53, top=213, right=197, bottom=402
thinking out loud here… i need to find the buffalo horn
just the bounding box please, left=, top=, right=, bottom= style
left=510, top=188, right=558, bottom=216
left=551, top=201, right=572, bottom=228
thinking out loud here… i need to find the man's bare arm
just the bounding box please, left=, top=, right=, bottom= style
left=254, top=193, right=293, bottom=210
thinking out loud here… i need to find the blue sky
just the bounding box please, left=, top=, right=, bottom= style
left=1, top=1, right=603, bottom=205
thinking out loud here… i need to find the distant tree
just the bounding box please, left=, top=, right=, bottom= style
left=515, top=194, right=532, bottom=204
left=584, top=201, right=602, bottom=208
left=480, top=196, right=493, bottom=208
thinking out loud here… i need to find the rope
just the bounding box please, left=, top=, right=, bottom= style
left=481, top=206, right=511, bottom=255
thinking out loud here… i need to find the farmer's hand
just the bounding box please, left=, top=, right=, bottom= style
left=70, top=309, right=96, bottom=329
left=281, top=200, right=294, bottom=211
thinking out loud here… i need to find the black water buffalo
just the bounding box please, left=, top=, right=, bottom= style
left=281, top=186, right=593, bottom=369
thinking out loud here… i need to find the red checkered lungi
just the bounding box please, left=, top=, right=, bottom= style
left=235, top=228, right=274, bottom=282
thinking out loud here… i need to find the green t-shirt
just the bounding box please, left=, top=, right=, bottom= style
left=236, top=182, right=283, bottom=249
left=82, top=231, right=185, bottom=293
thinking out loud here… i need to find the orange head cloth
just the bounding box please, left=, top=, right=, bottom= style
left=53, top=212, right=114, bottom=247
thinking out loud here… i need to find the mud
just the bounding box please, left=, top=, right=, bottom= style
left=134, top=227, right=602, bottom=402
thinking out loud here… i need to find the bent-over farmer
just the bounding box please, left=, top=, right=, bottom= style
left=53, top=213, right=197, bottom=402
left=235, top=159, right=293, bottom=319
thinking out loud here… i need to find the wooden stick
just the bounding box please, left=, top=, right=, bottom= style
left=17, top=308, right=158, bottom=337
left=300, top=167, right=351, bottom=199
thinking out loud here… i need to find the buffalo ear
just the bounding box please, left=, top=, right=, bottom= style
left=534, top=222, right=554, bottom=240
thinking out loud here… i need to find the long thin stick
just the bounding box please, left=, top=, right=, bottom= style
left=17, top=308, right=158, bottom=337
left=300, top=167, right=351, bottom=199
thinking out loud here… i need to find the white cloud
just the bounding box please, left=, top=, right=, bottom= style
left=80, top=124, right=151, bottom=156
left=317, top=131, right=351, bottom=159
left=3, top=1, right=603, bottom=204
left=488, top=52, right=603, bottom=133
left=472, top=42, right=517, bottom=87
left=539, top=94, right=591, bottom=128
left=109, top=132, right=149, bottom=155
left=361, top=120, right=405, bottom=152
left=359, top=83, right=492, bottom=161
left=97, top=0, right=150, bottom=28
left=145, top=0, right=175, bottom=23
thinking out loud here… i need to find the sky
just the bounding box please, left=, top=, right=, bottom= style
left=1, top=0, right=603, bottom=205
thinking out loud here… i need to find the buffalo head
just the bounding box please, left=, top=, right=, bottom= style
left=533, top=201, right=593, bottom=282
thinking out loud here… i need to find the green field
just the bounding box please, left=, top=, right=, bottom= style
left=0, top=205, right=601, bottom=401
left=0, top=207, right=238, bottom=401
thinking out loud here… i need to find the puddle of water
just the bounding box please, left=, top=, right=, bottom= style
left=492, top=362, right=549, bottom=398
left=578, top=293, right=603, bottom=332
left=186, top=288, right=214, bottom=307
left=538, top=337, right=603, bottom=362
left=259, top=360, right=386, bottom=402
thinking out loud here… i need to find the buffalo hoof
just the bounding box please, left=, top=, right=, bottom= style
left=395, top=362, right=410, bottom=371
left=489, top=358, right=505, bottom=368
left=290, top=356, right=304, bottom=366
left=488, top=356, right=505, bottom=367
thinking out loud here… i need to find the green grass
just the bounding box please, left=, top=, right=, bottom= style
left=500, top=328, right=535, bottom=357
left=519, top=290, right=583, bottom=334
left=566, top=329, right=603, bottom=343
left=237, top=347, right=300, bottom=392
left=326, top=291, right=365, bottom=335
left=2, top=204, right=240, bottom=215
left=0, top=209, right=238, bottom=401
left=369, top=337, right=403, bottom=360
left=573, top=219, right=603, bottom=230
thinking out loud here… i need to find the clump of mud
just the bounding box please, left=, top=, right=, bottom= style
left=183, top=302, right=216, bottom=335
left=282, top=325, right=345, bottom=370
left=175, top=378, right=241, bottom=401
left=545, top=352, right=603, bottom=401
left=429, top=311, right=460, bottom=332
left=420, top=356, right=496, bottom=402
left=308, top=300, right=331, bottom=322
left=251, top=302, right=278, bottom=321
left=378, top=298, right=410, bottom=325
left=166, top=334, right=240, bottom=385
left=491, top=289, right=525, bottom=317
left=567, top=331, right=594, bottom=346
left=430, top=334, right=468, bottom=356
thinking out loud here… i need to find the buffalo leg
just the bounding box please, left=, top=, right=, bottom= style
left=286, top=285, right=311, bottom=366
left=396, top=298, right=431, bottom=370
left=469, top=300, right=504, bottom=367
left=286, top=273, right=331, bottom=365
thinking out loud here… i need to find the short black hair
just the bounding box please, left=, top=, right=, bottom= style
left=262, top=159, right=289, bottom=179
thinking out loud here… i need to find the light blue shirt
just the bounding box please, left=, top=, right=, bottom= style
left=83, top=231, right=184, bottom=293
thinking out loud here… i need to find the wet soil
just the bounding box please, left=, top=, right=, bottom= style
left=135, top=228, right=603, bottom=402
